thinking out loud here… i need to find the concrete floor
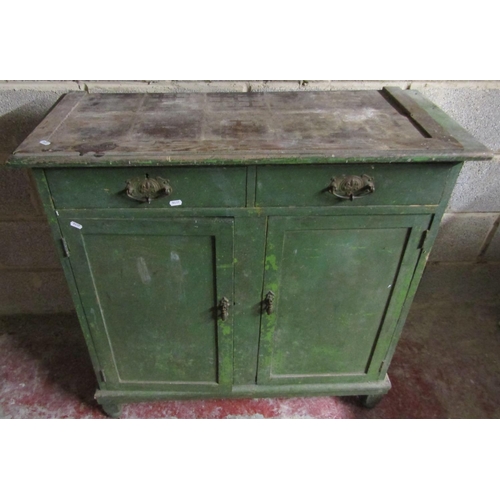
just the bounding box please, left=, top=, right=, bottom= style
left=1, top=263, right=500, bottom=419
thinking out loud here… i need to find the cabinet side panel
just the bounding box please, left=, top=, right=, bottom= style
left=30, top=169, right=103, bottom=384
left=378, top=162, right=465, bottom=375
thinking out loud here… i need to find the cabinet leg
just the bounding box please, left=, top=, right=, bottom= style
left=100, top=401, right=123, bottom=418
left=360, top=394, right=385, bottom=409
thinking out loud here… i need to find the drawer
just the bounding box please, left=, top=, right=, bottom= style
left=255, top=164, right=453, bottom=207
left=45, top=166, right=247, bottom=209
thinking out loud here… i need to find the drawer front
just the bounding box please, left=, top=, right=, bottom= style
left=45, top=166, right=247, bottom=209
left=256, top=164, right=453, bottom=207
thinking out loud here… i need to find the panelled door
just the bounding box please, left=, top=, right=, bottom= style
left=257, top=215, right=430, bottom=385
left=60, top=216, right=234, bottom=393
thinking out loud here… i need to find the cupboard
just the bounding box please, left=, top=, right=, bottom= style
left=7, top=88, right=492, bottom=417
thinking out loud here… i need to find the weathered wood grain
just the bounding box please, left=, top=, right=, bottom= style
left=382, top=87, right=457, bottom=142
left=7, top=89, right=493, bottom=167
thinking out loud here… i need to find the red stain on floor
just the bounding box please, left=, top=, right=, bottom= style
left=1, top=304, right=499, bottom=419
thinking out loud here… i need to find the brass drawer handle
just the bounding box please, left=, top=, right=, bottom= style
left=220, top=297, right=230, bottom=321
left=328, top=174, right=375, bottom=201
left=264, top=291, right=275, bottom=315
left=125, top=174, right=172, bottom=204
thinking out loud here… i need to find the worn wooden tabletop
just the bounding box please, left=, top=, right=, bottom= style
left=8, top=87, right=492, bottom=167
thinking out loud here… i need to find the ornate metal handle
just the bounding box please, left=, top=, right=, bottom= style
left=125, top=174, right=172, bottom=204
left=264, top=291, right=275, bottom=315
left=328, top=174, right=375, bottom=201
left=219, top=297, right=230, bottom=321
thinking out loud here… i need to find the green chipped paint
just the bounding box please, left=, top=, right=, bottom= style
left=265, top=255, right=278, bottom=271
left=220, top=322, right=231, bottom=337
left=257, top=215, right=429, bottom=384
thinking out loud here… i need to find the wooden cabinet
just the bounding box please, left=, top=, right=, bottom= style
left=7, top=88, right=492, bottom=417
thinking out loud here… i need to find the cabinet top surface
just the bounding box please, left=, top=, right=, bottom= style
left=7, top=87, right=492, bottom=167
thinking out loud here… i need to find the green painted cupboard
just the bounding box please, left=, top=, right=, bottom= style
left=7, top=88, right=492, bottom=417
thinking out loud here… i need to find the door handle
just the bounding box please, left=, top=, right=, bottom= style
left=219, top=297, right=230, bottom=321
left=125, top=174, right=173, bottom=204
left=264, top=291, right=275, bottom=315
left=328, top=174, right=375, bottom=201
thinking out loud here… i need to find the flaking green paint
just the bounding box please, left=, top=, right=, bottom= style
left=265, top=255, right=278, bottom=271
left=220, top=322, right=231, bottom=337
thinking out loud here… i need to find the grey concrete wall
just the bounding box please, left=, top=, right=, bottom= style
left=1, top=80, right=499, bottom=314
left=412, top=83, right=500, bottom=264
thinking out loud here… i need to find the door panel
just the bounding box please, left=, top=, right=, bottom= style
left=60, top=217, right=234, bottom=392
left=257, top=215, right=430, bottom=385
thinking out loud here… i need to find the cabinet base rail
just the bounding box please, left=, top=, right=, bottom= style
left=96, top=376, right=391, bottom=417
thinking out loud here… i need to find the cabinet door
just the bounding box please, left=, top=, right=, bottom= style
left=257, top=215, right=430, bottom=385
left=60, top=217, right=234, bottom=393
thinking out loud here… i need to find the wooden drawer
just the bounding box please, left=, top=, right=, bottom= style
left=45, top=166, right=247, bottom=209
left=255, top=164, right=453, bottom=207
